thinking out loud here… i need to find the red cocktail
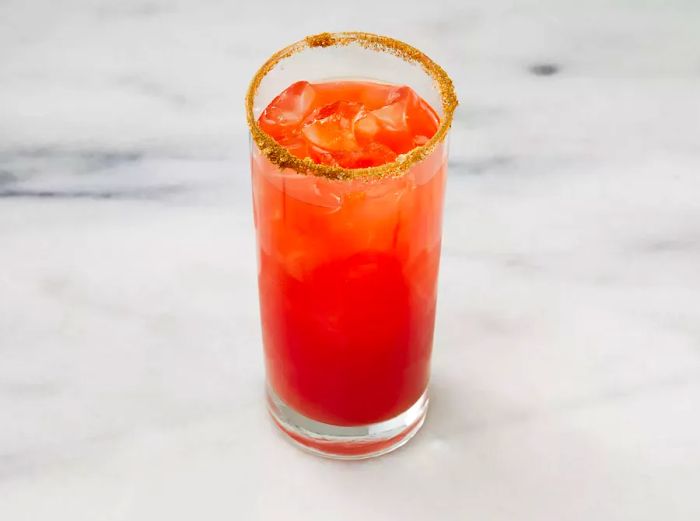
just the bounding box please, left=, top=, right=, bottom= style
left=246, top=33, right=457, bottom=458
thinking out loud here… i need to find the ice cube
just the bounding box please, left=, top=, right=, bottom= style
left=278, top=133, right=311, bottom=160
left=359, top=99, right=413, bottom=154
left=389, top=86, right=440, bottom=137
left=345, top=143, right=397, bottom=168
left=371, top=100, right=408, bottom=131
left=301, top=101, right=362, bottom=152
left=353, top=112, right=381, bottom=145
left=259, top=81, right=317, bottom=133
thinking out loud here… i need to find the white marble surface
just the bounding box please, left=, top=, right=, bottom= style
left=2, top=0, right=700, bottom=519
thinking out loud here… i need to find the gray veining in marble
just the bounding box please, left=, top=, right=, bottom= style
left=1, top=0, right=700, bottom=519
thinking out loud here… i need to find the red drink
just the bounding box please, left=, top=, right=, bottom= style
left=253, top=80, right=445, bottom=425
left=247, top=32, right=456, bottom=458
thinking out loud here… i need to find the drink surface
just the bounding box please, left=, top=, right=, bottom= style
left=258, top=80, right=439, bottom=168
left=253, top=80, right=446, bottom=426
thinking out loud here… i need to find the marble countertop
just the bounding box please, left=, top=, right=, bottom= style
left=2, top=0, right=700, bottom=519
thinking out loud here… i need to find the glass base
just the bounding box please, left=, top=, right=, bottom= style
left=266, top=386, right=428, bottom=460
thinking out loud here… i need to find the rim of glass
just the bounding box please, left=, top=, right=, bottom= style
left=245, top=32, right=458, bottom=181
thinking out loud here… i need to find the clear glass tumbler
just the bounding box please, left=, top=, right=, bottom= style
left=246, top=32, right=457, bottom=459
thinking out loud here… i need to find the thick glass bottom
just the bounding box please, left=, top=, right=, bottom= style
left=266, top=386, right=428, bottom=460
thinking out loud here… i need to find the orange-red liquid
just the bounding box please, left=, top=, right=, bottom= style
left=253, top=80, right=446, bottom=425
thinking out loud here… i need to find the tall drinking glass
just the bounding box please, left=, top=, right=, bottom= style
left=246, top=32, right=457, bottom=459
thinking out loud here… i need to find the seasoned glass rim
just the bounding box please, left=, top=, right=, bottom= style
left=245, top=31, right=458, bottom=181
